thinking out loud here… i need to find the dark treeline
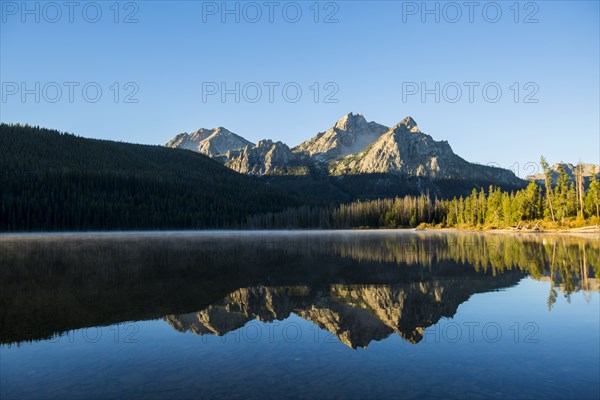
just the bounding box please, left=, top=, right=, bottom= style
left=243, top=162, right=600, bottom=229
left=1, top=123, right=297, bottom=231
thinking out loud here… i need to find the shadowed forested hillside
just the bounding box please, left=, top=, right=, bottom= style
left=0, top=124, right=297, bottom=231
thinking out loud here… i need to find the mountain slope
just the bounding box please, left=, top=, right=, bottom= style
left=166, top=127, right=253, bottom=158
left=329, top=117, right=522, bottom=185
left=225, top=139, right=313, bottom=176
left=0, top=124, right=296, bottom=231
left=293, top=112, right=389, bottom=161
left=163, top=113, right=523, bottom=190
left=161, top=113, right=525, bottom=199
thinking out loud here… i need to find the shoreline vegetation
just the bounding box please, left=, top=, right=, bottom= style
left=415, top=225, right=600, bottom=234
left=240, top=158, right=599, bottom=232
left=0, top=226, right=598, bottom=238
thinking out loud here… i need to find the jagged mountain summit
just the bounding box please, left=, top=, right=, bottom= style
left=293, top=112, right=389, bottom=162
left=225, top=139, right=311, bottom=176
left=165, top=127, right=253, bottom=158
left=164, top=113, right=525, bottom=194
left=329, top=116, right=431, bottom=174
left=328, top=116, right=521, bottom=184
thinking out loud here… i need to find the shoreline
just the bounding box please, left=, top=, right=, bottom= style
left=417, top=226, right=600, bottom=234
left=1, top=226, right=598, bottom=238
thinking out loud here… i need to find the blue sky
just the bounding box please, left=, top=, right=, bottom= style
left=1, top=0, right=598, bottom=176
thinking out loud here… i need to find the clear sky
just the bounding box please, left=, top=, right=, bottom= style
left=1, top=0, right=598, bottom=177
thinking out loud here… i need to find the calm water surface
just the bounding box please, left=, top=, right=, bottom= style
left=1, top=231, right=599, bottom=399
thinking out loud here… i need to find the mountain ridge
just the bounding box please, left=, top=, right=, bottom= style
left=225, top=139, right=312, bottom=176
left=527, top=162, right=599, bottom=186
left=328, top=117, right=520, bottom=185
left=165, top=113, right=524, bottom=188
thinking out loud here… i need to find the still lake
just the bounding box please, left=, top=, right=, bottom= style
left=1, top=230, right=599, bottom=399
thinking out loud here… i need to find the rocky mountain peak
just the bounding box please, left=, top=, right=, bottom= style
left=165, top=126, right=253, bottom=157
left=257, top=139, right=276, bottom=147
left=294, top=113, right=389, bottom=162
left=329, top=118, right=521, bottom=185
left=394, top=116, right=420, bottom=133
left=225, top=139, right=311, bottom=176
left=334, top=112, right=368, bottom=130
left=164, top=114, right=523, bottom=187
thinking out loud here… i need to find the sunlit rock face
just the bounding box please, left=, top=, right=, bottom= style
left=225, top=140, right=312, bottom=176
left=165, top=273, right=522, bottom=349
left=164, top=113, right=523, bottom=185
left=329, top=117, right=521, bottom=185
left=293, top=112, right=389, bottom=162
left=165, top=127, right=253, bottom=158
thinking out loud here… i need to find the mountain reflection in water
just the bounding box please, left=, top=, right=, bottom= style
left=0, top=231, right=598, bottom=347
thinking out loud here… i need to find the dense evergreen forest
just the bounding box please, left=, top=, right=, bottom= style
left=0, top=124, right=297, bottom=231
left=242, top=162, right=600, bottom=230
left=258, top=173, right=524, bottom=204
left=1, top=123, right=598, bottom=232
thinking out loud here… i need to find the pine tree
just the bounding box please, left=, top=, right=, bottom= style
left=554, top=164, right=571, bottom=223
left=540, top=156, right=556, bottom=222
left=585, top=170, right=600, bottom=220
left=575, top=163, right=585, bottom=217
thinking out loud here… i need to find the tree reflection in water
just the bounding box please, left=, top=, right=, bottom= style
left=0, top=231, right=597, bottom=346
